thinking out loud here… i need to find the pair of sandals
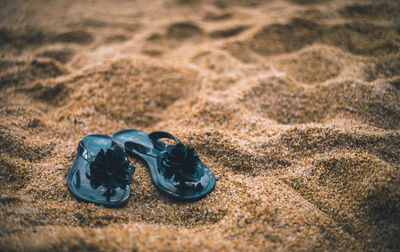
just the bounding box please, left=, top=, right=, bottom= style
left=67, top=130, right=216, bottom=206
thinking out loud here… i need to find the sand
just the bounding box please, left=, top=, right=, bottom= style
left=0, top=0, right=399, bottom=251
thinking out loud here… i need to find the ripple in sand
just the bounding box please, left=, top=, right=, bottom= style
left=52, top=30, right=94, bottom=44
left=36, top=47, right=75, bottom=63
left=214, top=0, right=268, bottom=8
left=276, top=48, right=342, bottom=84
left=239, top=76, right=400, bottom=129
left=228, top=18, right=399, bottom=58
left=363, top=53, right=400, bottom=81
left=0, top=26, right=51, bottom=48
left=203, top=11, right=233, bottom=22
left=209, top=25, right=249, bottom=39
left=251, top=18, right=321, bottom=55
left=288, top=0, right=331, bottom=5
left=282, top=151, right=400, bottom=249
left=339, top=2, right=400, bottom=20
left=0, top=126, right=51, bottom=162
left=19, top=82, right=71, bottom=105
left=166, top=21, right=204, bottom=40
left=0, top=58, right=67, bottom=88
left=55, top=59, right=199, bottom=127
left=322, top=22, right=399, bottom=56
left=0, top=59, right=25, bottom=73
left=103, top=34, right=130, bottom=44
left=142, top=22, right=204, bottom=55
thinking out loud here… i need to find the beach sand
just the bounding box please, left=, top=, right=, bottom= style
left=0, top=0, right=399, bottom=250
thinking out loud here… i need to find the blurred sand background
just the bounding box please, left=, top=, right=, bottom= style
left=0, top=0, right=400, bottom=250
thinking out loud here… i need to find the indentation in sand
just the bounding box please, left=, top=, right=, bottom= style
left=239, top=76, right=400, bottom=128
left=338, top=2, right=400, bottom=20
left=36, top=47, right=75, bottom=63
left=251, top=18, right=321, bottom=55
left=209, top=25, right=249, bottom=39
left=166, top=22, right=204, bottom=39
left=203, top=11, right=233, bottom=22
left=52, top=30, right=94, bottom=44
left=19, top=82, right=71, bottom=105
left=288, top=0, right=331, bottom=5
left=276, top=48, right=342, bottom=84
left=0, top=58, right=67, bottom=88
left=226, top=18, right=399, bottom=59
left=54, top=59, right=199, bottom=127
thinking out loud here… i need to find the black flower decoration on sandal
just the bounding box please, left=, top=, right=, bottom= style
left=162, top=143, right=204, bottom=183
left=87, top=143, right=133, bottom=194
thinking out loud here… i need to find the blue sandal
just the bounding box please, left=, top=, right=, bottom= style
left=67, top=135, right=135, bottom=207
left=113, top=130, right=215, bottom=201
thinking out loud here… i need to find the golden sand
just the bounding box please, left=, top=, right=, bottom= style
left=0, top=0, right=399, bottom=250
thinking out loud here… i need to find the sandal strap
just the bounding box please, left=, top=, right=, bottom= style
left=124, top=141, right=160, bottom=158
left=77, top=141, right=90, bottom=161
left=117, top=131, right=182, bottom=158
left=148, top=131, right=181, bottom=144
left=78, top=140, right=125, bottom=162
